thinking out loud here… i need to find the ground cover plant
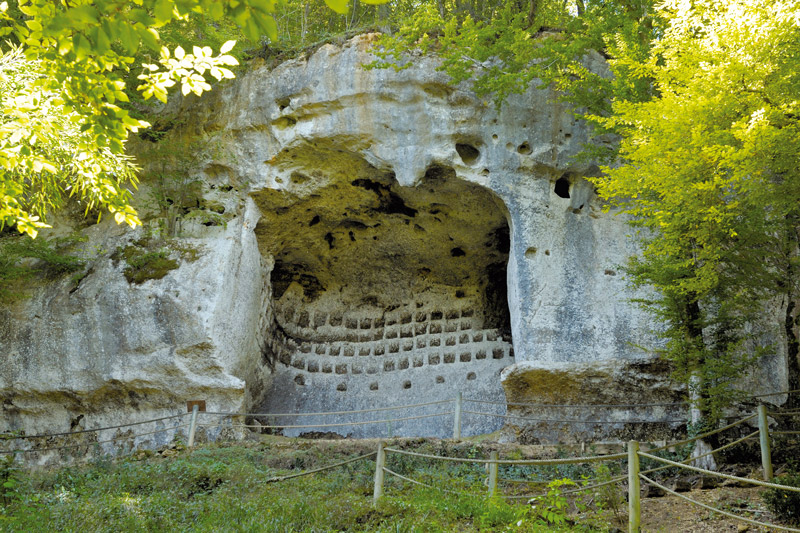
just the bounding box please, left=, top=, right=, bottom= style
left=2, top=435, right=796, bottom=531
left=0, top=439, right=611, bottom=532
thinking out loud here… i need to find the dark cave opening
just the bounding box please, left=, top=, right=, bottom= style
left=252, top=151, right=514, bottom=437
left=554, top=176, right=571, bottom=199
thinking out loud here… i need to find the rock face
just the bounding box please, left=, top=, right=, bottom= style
left=0, top=35, right=789, bottom=453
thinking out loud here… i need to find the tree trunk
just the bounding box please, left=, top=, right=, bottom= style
left=301, top=3, right=309, bottom=44
left=527, top=0, right=540, bottom=27
left=783, top=219, right=800, bottom=412
left=435, top=0, right=446, bottom=19
left=685, top=300, right=718, bottom=470
left=689, top=374, right=718, bottom=471
left=575, top=0, right=585, bottom=16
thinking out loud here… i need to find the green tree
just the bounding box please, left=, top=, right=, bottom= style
left=0, top=0, right=384, bottom=237
left=593, top=0, right=800, bottom=430
left=367, top=0, right=660, bottom=131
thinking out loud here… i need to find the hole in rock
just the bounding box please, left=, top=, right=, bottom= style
left=254, top=146, right=513, bottom=434
left=517, top=142, right=532, bottom=155
left=554, top=176, right=571, bottom=198
left=455, top=143, right=480, bottom=165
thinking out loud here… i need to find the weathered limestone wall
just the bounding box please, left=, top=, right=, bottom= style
left=0, top=200, right=270, bottom=460
left=0, top=34, right=789, bottom=451
left=173, top=35, right=704, bottom=437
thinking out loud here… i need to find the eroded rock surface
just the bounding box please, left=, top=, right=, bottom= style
left=0, top=35, right=789, bottom=452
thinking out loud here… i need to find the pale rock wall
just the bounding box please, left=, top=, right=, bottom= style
left=0, top=35, right=789, bottom=452
left=0, top=200, right=268, bottom=461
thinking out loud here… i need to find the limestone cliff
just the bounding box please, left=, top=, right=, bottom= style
left=0, top=35, right=788, bottom=458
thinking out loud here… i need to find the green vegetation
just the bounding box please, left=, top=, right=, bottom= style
left=0, top=0, right=381, bottom=237
left=114, top=235, right=199, bottom=284
left=0, top=440, right=623, bottom=531
left=0, top=232, right=89, bottom=301
left=763, top=472, right=800, bottom=526
left=593, top=0, right=800, bottom=422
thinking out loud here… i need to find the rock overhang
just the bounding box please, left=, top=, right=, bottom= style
left=0, top=34, right=789, bottom=455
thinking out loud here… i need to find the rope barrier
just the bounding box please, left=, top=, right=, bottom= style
left=773, top=431, right=800, bottom=436
left=746, top=388, right=800, bottom=399
left=463, top=410, right=686, bottom=424
left=202, top=399, right=453, bottom=418
left=0, top=423, right=191, bottom=455
left=504, top=474, right=628, bottom=500
left=0, top=413, right=188, bottom=440
left=265, top=452, right=377, bottom=483
left=768, top=411, right=800, bottom=417
left=500, top=475, right=590, bottom=485
left=638, top=451, right=800, bottom=493
left=465, top=398, right=689, bottom=408
left=385, top=447, right=626, bottom=465
left=637, top=431, right=759, bottom=478
left=197, top=411, right=453, bottom=430
left=647, top=414, right=757, bottom=453
left=639, top=474, right=800, bottom=533
left=382, top=466, right=471, bottom=496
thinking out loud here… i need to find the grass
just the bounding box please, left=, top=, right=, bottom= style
left=0, top=439, right=617, bottom=532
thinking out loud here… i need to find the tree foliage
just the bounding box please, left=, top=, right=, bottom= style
left=593, top=0, right=800, bottom=417
left=368, top=0, right=660, bottom=130
left=0, top=0, right=349, bottom=237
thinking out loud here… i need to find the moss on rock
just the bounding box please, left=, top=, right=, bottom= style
left=114, top=236, right=200, bottom=284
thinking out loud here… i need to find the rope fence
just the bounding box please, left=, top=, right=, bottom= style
left=367, top=394, right=800, bottom=532
left=462, top=410, right=687, bottom=425
left=464, top=398, right=689, bottom=408
left=0, top=422, right=191, bottom=455
left=265, top=452, right=377, bottom=483
left=640, top=474, right=800, bottom=532
left=197, top=411, right=454, bottom=430
left=2, top=389, right=799, bottom=531
left=0, top=413, right=189, bottom=440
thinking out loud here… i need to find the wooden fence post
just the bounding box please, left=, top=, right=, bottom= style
left=487, top=451, right=498, bottom=497
left=628, top=440, right=640, bottom=533
left=453, top=392, right=462, bottom=440
left=187, top=404, right=199, bottom=448
left=373, top=441, right=386, bottom=506
left=758, top=404, right=773, bottom=481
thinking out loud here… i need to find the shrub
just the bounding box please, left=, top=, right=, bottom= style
left=763, top=473, right=800, bottom=525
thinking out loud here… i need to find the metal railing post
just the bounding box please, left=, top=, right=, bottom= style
left=487, top=451, right=498, bottom=497
left=453, top=392, right=462, bottom=439
left=187, top=404, right=199, bottom=448
left=757, top=404, right=773, bottom=481
left=373, top=441, right=386, bottom=506
left=628, top=440, right=640, bottom=533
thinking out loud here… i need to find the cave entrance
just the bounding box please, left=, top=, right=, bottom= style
left=252, top=148, right=512, bottom=437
